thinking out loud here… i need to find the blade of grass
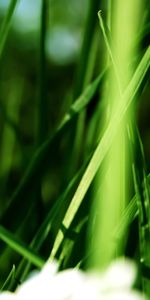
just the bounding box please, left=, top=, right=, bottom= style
left=49, top=46, right=150, bottom=261
left=73, top=0, right=101, bottom=98
left=0, top=0, right=19, bottom=57
left=69, top=0, right=101, bottom=179
left=1, top=265, right=15, bottom=291
left=33, top=0, right=49, bottom=247
left=0, top=225, right=45, bottom=268
left=107, top=0, right=112, bottom=31
left=96, top=10, right=138, bottom=243
left=90, top=4, right=147, bottom=269
left=98, top=10, right=122, bottom=93
left=37, top=0, right=48, bottom=145
left=98, top=9, right=150, bottom=228
left=59, top=216, right=88, bottom=269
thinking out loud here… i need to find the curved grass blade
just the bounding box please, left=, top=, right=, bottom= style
left=1, top=265, right=15, bottom=291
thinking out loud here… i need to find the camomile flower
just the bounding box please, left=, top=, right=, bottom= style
left=0, top=258, right=145, bottom=300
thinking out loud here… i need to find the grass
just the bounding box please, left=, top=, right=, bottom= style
left=0, top=0, right=149, bottom=296
left=0, top=0, right=18, bottom=57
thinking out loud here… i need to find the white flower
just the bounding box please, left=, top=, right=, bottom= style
left=0, top=258, right=145, bottom=300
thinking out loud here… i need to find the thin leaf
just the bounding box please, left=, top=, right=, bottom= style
left=0, top=225, right=45, bottom=268
left=37, top=0, right=48, bottom=145
left=0, top=0, right=18, bottom=57
left=1, top=265, right=15, bottom=291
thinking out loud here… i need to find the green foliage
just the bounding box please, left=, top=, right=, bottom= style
left=0, top=0, right=149, bottom=296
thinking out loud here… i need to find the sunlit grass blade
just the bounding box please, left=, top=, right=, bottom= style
left=97, top=10, right=150, bottom=242
left=49, top=46, right=150, bottom=261
left=0, top=0, right=18, bottom=57
left=0, top=225, right=45, bottom=268
left=88, top=0, right=148, bottom=268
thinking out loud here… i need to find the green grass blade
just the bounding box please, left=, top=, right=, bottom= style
left=0, top=0, right=18, bottom=57
left=97, top=10, right=150, bottom=242
left=37, top=0, right=48, bottom=145
left=49, top=46, right=150, bottom=260
left=69, top=69, right=106, bottom=115
left=1, top=265, right=15, bottom=291
left=59, top=216, right=88, bottom=269
left=73, top=0, right=101, bottom=98
left=0, top=225, right=45, bottom=268
left=70, top=0, right=101, bottom=176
